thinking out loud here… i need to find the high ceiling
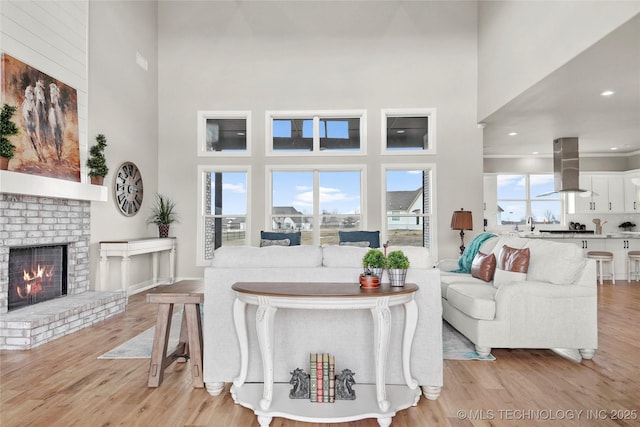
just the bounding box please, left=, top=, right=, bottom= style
left=481, top=14, right=640, bottom=158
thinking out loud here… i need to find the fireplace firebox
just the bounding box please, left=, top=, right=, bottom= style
left=8, top=245, right=68, bottom=312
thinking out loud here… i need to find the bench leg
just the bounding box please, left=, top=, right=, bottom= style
left=148, top=303, right=174, bottom=387
left=184, top=303, right=204, bottom=388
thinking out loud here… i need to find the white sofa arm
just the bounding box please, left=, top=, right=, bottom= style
left=435, top=258, right=459, bottom=272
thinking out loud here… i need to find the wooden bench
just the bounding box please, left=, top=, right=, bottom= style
left=146, top=280, right=204, bottom=388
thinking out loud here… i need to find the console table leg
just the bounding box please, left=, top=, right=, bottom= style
left=120, top=255, right=130, bottom=292
left=256, top=300, right=277, bottom=410
left=371, top=298, right=391, bottom=412
left=232, top=298, right=248, bottom=387
left=402, top=299, right=419, bottom=389
left=377, top=417, right=392, bottom=427
left=257, top=415, right=273, bottom=426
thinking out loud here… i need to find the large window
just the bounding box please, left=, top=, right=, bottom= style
left=267, top=110, right=366, bottom=155
left=497, top=174, right=562, bottom=226
left=384, top=167, right=433, bottom=248
left=197, top=167, right=250, bottom=263
left=269, top=168, right=363, bottom=245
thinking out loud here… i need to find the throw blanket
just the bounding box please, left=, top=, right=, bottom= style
left=452, top=232, right=496, bottom=273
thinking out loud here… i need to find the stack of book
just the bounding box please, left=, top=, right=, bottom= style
left=309, top=353, right=335, bottom=403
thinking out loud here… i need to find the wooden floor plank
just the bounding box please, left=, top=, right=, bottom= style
left=1, top=279, right=639, bottom=426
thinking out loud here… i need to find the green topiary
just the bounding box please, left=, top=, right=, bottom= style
left=386, top=250, right=410, bottom=270
left=0, top=104, right=19, bottom=159
left=87, top=134, right=109, bottom=177
left=362, top=249, right=386, bottom=269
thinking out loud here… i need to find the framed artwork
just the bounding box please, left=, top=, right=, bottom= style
left=1, top=53, right=80, bottom=182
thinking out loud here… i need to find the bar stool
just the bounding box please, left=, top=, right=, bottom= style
left=628, top=251, right=640, bottom=283
left=587, top=251, right=615, bottom=285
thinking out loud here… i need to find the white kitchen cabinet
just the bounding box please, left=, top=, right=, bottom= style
left=564, top=238, right=606, bottom=255
left=576, top=174, right=625, bottom=213
left=624, top=172, right=640, bottom=212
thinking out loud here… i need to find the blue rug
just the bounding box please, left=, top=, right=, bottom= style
left=443, top=321, right=495, bottom=361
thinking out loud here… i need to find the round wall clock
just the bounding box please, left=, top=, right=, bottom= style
left=114, top=161, right=144, bottom=216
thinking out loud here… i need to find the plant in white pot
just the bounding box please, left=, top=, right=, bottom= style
left=147, top=193, right=179, bottom=238
left=386, top=250, right=410, bottom=287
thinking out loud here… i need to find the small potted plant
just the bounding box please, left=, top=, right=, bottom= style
left=147, top=193, right=179, bottom=238
left=87, top=134, right=109, bottom=185
left=386, top=250, right=410, bottom=287
left=0, top=103, right=19, bottom=170
left=362, top=249, right=386, bottom=280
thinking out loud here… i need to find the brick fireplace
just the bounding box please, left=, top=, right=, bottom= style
left=0, top=193, right=126, bottom=350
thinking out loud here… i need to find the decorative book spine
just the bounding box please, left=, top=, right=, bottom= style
left=309, top=353, right=317, bottom=402
left=316, top=353, right=323, bottom=403
left=329, top=355, right=335, bottom=403
left=323, top=353, right=329, bottom=403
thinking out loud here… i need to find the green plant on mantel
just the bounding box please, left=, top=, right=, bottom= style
left=0, top=103, right=19, bottom=159
left=87, top=134, right=109, bottom=177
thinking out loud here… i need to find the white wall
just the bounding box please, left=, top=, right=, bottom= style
left=157, top=1, right=483, bottom=276
left=87, top=1, right=160, bottom=290
left=478, top=1, right=640, bottom=120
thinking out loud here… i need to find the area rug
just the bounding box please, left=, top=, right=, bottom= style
left=100, top=314, right=494, bottom=361
left=98, top=311, right=183, bottom=359
left=443, top=321, right=495, bottom=361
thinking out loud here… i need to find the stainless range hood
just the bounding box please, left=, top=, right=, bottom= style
left=537, top=137, right=588, bottom=197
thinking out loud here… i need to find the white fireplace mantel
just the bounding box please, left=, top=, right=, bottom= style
left=0, top=170, right=108, bottom=202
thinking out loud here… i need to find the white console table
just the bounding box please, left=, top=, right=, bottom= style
left=99, top=238, right=176, bottom=292
left=230, top=282, right=421, bottom=427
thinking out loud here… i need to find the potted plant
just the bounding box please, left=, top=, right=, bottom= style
left=362, top=249, right=386, bottom=279
left=147, top=193, right=179, bottom=238
left=386, top=250, right=410, bottom=287
left=0, top=103, right=19, bottom=170
left=87, top=134, right=109, bottom=185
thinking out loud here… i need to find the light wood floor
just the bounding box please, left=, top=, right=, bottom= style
left=1, top=280, right=639, bottom=427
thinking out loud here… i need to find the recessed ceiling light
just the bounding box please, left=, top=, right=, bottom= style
left=610, top=147, right=618, bottom=150
left=237, top=132, right=245, bottom=136
left=396, top=130, right=405, bottom=134
left=601, top=90, right=615, bottom=97
left=508, top=132, right=518, bottom=136
left=532, top=151, right=539, bottom=155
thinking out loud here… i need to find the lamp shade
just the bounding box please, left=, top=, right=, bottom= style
left=451, top=209, right=473, bottom=231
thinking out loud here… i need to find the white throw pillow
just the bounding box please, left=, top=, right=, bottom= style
left=493, top=268, right=527, bottom=288
left=322, top=245, right=369, bottom=268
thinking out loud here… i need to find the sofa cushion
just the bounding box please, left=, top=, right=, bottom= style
left=338, top=230, right=380, bottom=248
left=471, top=251, right=496, bottom=282
left=446, top=284, right=497, bottom=320
left=211, top=245, right=323, bottom=268
left=493, top=268, right=527, bottom=288
left=498, top=245, right=530, bottom=273
left=322, top=245, right=369, bottom=268
left=261, top=231, right=301, bottom=246
left=522, top=239, right=586, bottom=284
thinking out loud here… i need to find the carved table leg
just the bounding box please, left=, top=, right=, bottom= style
left=232, top=298, right=248, bottom=387
left=402, top=299, right=418, bottom=389
left=256, top=298, right=277, bottom=410
left=371, top=297, right=391, bottom=412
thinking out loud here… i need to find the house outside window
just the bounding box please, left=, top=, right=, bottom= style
left=496, top=174, right=562, bottom=226
left=197, top=166, right=250, bottom=263
left=269, top=168, right=363, bottom=245
left=384, top=167, right=434, bottom=248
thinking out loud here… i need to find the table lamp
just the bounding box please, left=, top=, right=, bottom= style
left=451, top=209, right=473, bottom=255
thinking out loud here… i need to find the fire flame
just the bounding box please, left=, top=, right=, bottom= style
left=15, top=264, right=53, bottom=298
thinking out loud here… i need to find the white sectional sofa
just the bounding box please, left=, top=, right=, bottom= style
left=440, top=235, right=598, bottom=360
left=203, top=244, right=443, bottom=400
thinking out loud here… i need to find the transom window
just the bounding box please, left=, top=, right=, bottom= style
left=497, top=174, right=562, bottom=226
left=197, top=111, right=251, bottom=156
left=267, top=110, right=366, bottom=155
left=269, top=168, right=363, bottom=245
left=382, top=108, right=436, bottom=154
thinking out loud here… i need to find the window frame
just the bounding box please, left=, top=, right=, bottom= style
left=381, top=108, right=437, bottom=155
left=266, top=164, right=367, bottom=246
left=196, top=110, right=252, bottom=157
left=495, top=173, right=564, bottom=228
left=265, top=110, right=367, bottom=157
left=196, top=165, right=252, bottom=266
left=381, top=163, right=437, bottom=258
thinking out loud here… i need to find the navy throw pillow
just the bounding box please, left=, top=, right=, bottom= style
left=338, top=231, right=380, bottom=248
